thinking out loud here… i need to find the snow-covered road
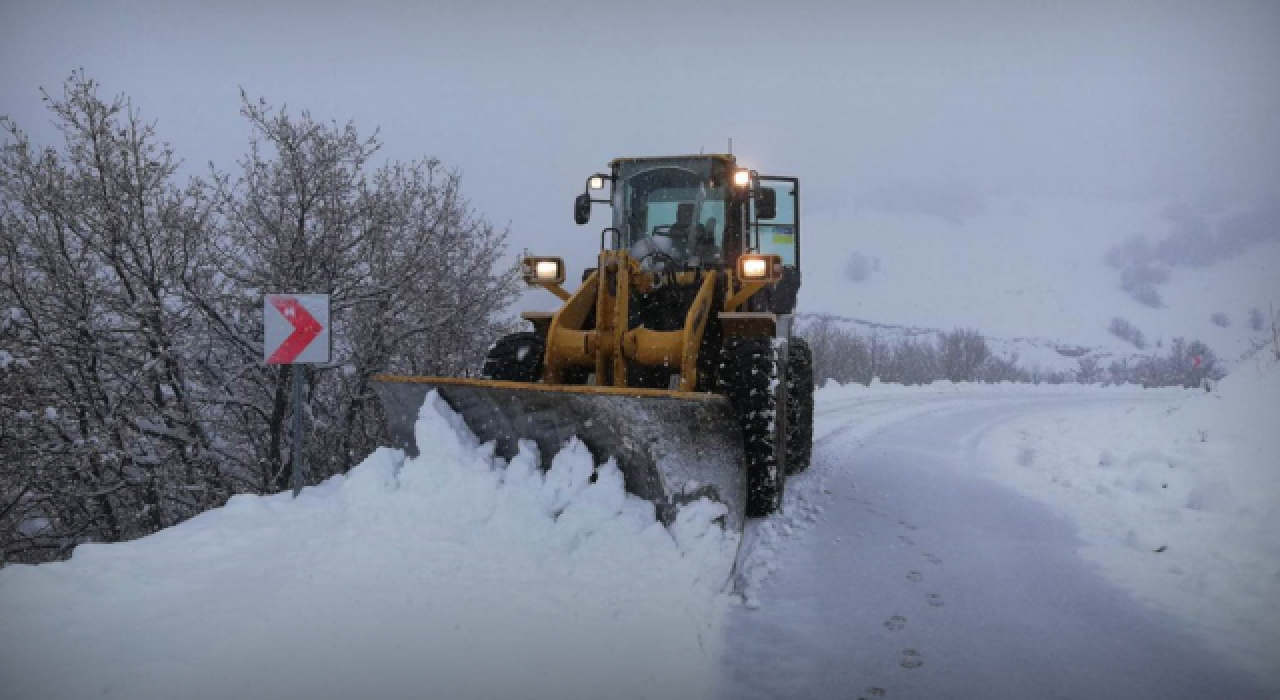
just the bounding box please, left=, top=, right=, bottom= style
left=719, top=393, right=1277, bottom=700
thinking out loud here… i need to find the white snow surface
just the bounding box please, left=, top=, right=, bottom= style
left=976, top=357, right=1280, bottom=686
left=0, top=392, right=737, bottom=700
left=4, top=367, right=1278, bottom=697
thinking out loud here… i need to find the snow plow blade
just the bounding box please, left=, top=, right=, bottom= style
left=373, top=376, right=748, bottom=533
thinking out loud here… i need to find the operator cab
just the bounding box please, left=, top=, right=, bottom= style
left=574, top=153, right=801, bottom=312
left=611, top=156, right=729, bottom=269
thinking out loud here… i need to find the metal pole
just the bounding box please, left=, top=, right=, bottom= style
left=292, top=365, right=304, bottom=497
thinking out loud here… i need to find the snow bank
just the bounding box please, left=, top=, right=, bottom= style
left=976, top=359, right=1280, bottom=687
left=0, top=392, right=737, bottom=700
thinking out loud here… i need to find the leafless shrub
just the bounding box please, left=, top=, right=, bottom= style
left=1248, top=307, right=1265, bottom=332
left=1108, top=317, right=1147, bottom=349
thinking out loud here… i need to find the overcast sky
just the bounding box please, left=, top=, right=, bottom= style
left=3, top=0, right=1278, bottom=289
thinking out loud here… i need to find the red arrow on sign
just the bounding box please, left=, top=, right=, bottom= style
left=268, top=297, right=324, bottom=364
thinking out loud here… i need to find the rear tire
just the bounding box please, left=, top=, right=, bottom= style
left=785, top=338, right=814, bottom=474
left=718, top=336, right=784, bottom=517
left=481, top=332, right=544, bottom=382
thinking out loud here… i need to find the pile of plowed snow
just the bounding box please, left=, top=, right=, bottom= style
left=978, top=358, right=1280, bottom=687
left=0, top=392, right=737, bottom=700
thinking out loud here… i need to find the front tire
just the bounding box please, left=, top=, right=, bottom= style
left=718, top=336, right=785, bottom=516
left=481, top=332, right=544, bottom=382
left=785, top=338, right=814, bottom=474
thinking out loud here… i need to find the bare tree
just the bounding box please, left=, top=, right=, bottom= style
left=1, top=72, right=225, bottom=562
left=937, top=328, right=989, bottom=382
left=193, top=94, right=520, bottom=491
left=2, top=77, right=519, bottom=565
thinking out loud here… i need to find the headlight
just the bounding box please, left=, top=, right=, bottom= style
left=739, top=256, right=769, bottom=279
left=589, top=175, right=606, bottom=190
left=522, top=256, right=565, bottom=285
left=733, top=169, right=751, bottom=188
left=535, top=261, right=560, bottom=280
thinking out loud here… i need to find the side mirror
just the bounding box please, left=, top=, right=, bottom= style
left=756, top=188, right=777, bottom=220
left=574, top=193, right=591, bottom=225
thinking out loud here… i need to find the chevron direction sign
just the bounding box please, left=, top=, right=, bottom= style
left=264, top=294, right=331, bottom=364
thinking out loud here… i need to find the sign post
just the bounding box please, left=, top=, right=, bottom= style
left=264, top=294, right=331, bottom=497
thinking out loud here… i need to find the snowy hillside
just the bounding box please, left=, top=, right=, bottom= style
left=798, top=195, right=1280, bottom=364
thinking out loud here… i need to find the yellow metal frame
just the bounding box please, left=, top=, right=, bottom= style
left=538, top=250, right=720, bottom=390
left=371, top=374, right=726, bottom=401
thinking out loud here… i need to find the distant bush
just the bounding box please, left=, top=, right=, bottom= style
left=937, top=328, right=989, bottom=382
left=799, top=321, right=1034, bottom=386
left=800, top=317, right=929, bottom=386
left=1271, top=306, right=1280, bottom=361
left=1108, top=317, right=1147, bottom=349
left=843, top=252, right=880, bottom=282
left=1248, top=308, right=1265, bottom=332
left=799, top=318, right=1222, bottom=389
left=1119, top=338, right=1224, bottom=388
left=1210, top=312, right=1230, bottom=328
left=1075, top=356, right=1106, bottom=384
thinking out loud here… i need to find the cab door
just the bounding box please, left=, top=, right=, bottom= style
left=752, top=176, right=801, bottom=313
left=753, top=176, right=799, bottom=266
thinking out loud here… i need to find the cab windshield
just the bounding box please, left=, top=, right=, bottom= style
left=612, top=158, right=727, bottom=266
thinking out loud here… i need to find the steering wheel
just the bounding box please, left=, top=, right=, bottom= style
left=637, top=248, right=679, bottom=268
left=635, top=248, right=682, bottom=286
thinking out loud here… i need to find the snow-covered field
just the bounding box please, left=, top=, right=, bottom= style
left=976, top=357, right=1280, bottom=686
left=3, top=361, right=1277, bottom=698
left=0, top=393, right=737, bottom=700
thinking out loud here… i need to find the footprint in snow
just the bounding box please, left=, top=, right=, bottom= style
left=860, top=687, right=888, bottom=698
left=899, top=649, right=924, bottom=669
left=926, top=593, right=944, bottom=607
left=906, top=570, right=923, bottom=582
left=884, top=615, right=907, bottom=631
left=898, top=520, right=918, bottom=531
left=898, top=535, right=915, bottom=546
left=922, top=552, right=942, bottom=565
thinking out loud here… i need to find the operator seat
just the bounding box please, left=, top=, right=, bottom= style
left=693, top=216, right=719, bottom=263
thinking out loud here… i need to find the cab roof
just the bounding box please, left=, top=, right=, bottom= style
left=608, top=154, right=737, bottom=168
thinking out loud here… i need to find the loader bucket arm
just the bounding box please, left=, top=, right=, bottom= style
left=373, top=376, right=749, bottom=532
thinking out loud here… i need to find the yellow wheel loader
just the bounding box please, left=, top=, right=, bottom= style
left=374, top=154, right=813, bottom=535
